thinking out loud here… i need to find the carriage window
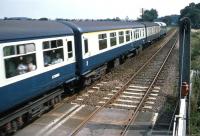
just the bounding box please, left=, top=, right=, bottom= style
left=43, top=39, right=64, bottom=67
left=125, top=31, right=130, bottom=42
left=136, top=30, right=139, bottom=39
left=3, top=46, right=15, bottom=56
left=143, top=29, right=145, bottom=37
left=51, top=40, right=57, bottom=48
left=150, top=28, right=152, bottom=35
left=43, top=41, right=50, bottom=49
left=84, top=39, right=88, bottom=54
left=119, top=31, right=124, bottom=44
left=26, top=44, right=35, bottom=52
left=149, top=28, right=151, bottom=35
left=134, top=31, right=137, bottom=39
left=3, top=44, right=36, bottom=78
left=130, top=31, right=133, bottom=40
left=43, top=40, right=63, bottom=49
left=98, top=34, right=107, bottom=50
left=135, top=31, right=137, bottom=39
left=67, top=41, right=73, bottom=58
left=57, top=40, right=63, bottom=47
left=110, top=32, right=117, bottom=46
left=133, top=31, right=136, bottom=39
left=17, top=45, right=25, bottom=54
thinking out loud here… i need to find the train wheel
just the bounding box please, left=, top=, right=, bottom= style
left=5, top=123, right=11, bottom=134
left=58, top=95, right=62, bottom=102
left=120, top=56, right=125, bottom=64
left=16, top=117, right=24, bottom=128
left=0, top=131, right=6, bottom=136
left=114, top=58, right=120, bottom=67
left=135, top=49, right=139, bottom=55
left=84, top=77, right=92, bottom=86
left=51, top=99, right=55, bottom=107
left=139, top=46, right=143, bottom=52
left=55, top=97, right=60, bottom=104
left=11, top=121, right=17, bottom=132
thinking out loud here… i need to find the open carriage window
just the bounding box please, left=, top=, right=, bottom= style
left=3, top=43, right=37, bottom=78
left=42, top=39, right=64, bottom=67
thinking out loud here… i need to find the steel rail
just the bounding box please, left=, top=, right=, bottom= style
left=70, top=30, right=177, bottom=136
left=120, top=33, right=178, bottom=136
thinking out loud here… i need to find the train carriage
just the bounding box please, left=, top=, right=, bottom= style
left=0, top=20, right=77, bottom=113
left=60, top=21, right=146, bottom=85
left=142, top=22, right=160, bottom=43
left=155, top=22, right=167, bottom=36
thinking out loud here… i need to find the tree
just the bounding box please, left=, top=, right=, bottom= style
left=180, top=2, right=200, bottom=28
left=141, top=8, right=158, bottom=22
left=112, top=17, right=121, bottom=21
left=39, top=18, right=48, bottom=21
left=162, top=16, right=172, bottom=25
left=125, top=16, right=129, bottom=21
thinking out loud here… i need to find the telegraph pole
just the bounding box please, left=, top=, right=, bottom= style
left=141, top=8, right=144, bottom=21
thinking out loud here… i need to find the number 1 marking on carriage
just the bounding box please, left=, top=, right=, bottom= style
left=52, top=73, right=60, bottom=79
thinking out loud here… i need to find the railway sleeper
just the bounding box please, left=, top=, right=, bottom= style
left=83, top=65, right=107, bottom=86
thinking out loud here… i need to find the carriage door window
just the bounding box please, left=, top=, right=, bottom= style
left=84, top=39, right=88, bottom=54
left=67, top=41, right=73, bottom=58
left=3, top=43, right=37, bottom=78
left=130, top=31, right=133, bottom=40
left=143, top=29, right=145, bottom=37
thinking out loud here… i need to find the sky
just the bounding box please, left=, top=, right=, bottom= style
left=1, top=0, right=200, bottom=20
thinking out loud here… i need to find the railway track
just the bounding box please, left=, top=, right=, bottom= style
left=69, top=30, right=178, bottom=135
left=15, top=29, right=178, bottom=136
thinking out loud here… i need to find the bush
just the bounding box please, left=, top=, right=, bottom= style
left=190, top=31, right=200, bottom=135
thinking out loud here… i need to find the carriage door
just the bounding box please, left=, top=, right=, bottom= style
left=83, top=37, right=90, bottom=66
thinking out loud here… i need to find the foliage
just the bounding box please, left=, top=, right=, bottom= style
left=139, top=8, right=158, bottom=22
left=180, top=3, right=200, bottom=28
left=191, top=76, right=200, bottom=135
left=39, top=18, right=49, bottom=21
left=161, top=16, right=172, bottom=25
left=190, top=111, right=200, bottom=135
left=155, top=15, right=179, bottom=26
left=190, top=31, right=200, bottom=135
left=191, top=32, right=200, bottom=70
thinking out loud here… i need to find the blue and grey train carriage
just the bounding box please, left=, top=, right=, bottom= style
left=0, top=20, right=77, bottom=114
left=61, top=21, right=146, bottom=85
left=142, top=22, right=160, bottom=44
left=155, top=22, right=167, bottom=37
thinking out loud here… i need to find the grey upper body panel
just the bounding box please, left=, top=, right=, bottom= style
left=60, top=21, right=145, bottom=33
left=0, top=20, right=74, bottom=43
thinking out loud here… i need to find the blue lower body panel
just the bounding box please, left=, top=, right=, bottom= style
left=80, top=39, right=145, bottom=75
left=0, top=63, right=76, bottom=113
left=147, top=33, right=159, bottom=42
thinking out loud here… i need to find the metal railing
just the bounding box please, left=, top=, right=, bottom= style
left=172, top=17, right=191, bottom=136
